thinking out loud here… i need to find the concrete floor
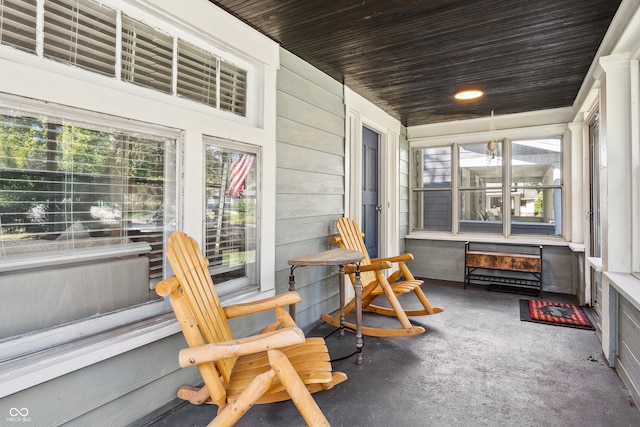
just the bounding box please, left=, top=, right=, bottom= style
left=141, top=281, right=640, bottom=427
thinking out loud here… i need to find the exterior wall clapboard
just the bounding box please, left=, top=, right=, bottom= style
left=399, top=126, right=410, bottom=254
left=275, top=48, right=346, bottom=329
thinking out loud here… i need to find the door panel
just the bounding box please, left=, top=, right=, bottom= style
left=362, top=127, right=379, bottom=258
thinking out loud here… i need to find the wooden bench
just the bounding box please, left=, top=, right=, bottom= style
left=464, top=241, right=543, bottom=296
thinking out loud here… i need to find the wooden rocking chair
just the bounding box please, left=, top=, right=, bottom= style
left=156, top=231, right=347, bottom=426
left=322, top=217, right=444, bottom=337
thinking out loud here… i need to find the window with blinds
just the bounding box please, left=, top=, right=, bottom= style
left=121, top=14, right=173, bottom=94
left=0, top=0, right=250, bottom=118
left=204, top=140, right=257, bottom=292
left=177, top=39, right=217, bottom=107
left=220, top=60, right=247, bottom=116
left=43, top=0, right=117, bottom=77
left=0, top=0, right=38, bottom=54
left=0, top=108, right=177, bottom=285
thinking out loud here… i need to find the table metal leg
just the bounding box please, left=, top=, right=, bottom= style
left=288, top=265, right=297, bottom=321
left=354, top=263, right=363, bottom=364
left=338, top=265, right=346, bottom=338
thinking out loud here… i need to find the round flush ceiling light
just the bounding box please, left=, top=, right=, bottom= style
left=454, top=89, right=484, bottom=100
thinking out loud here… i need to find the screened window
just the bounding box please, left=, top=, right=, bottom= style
left=413, top=146, right=452, bottom=231
left=510, top=138, right=562, bottom=235
left=0, top=107, right=177, bottom=285
left=413, top=138, right=563, bottom=237
left=459, top=142, right=503, bottom=233
left=204, top=140, right=258, bottom=296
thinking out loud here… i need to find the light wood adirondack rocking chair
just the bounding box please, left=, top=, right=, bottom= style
left=156, top=231, right=347, bottom=426
left=322, top=217, right=443, bottom=337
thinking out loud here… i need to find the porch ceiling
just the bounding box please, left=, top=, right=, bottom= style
left=209, top=0, right=621, bottom=127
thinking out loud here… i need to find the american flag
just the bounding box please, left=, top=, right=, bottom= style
left=228, top=154, right=254, bottom=197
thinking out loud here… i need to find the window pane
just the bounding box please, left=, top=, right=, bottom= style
left=204, top=142, right=257, bottom=291
left=219, top=60, right=247, bottom=116
left=121, top=14, right=173, bottom=94
left=459, top=189, right=502, bottom=233
left=511, top=138, right=562, bottom=236
left=0, top=110, right=176, bottom=285
left=177, top=39, right=217, bottom=107
left=413, top=190, right=451, bottom=231
left=419, top=146, right=451, bottom=188
left=511, top=138, right=561, bottom=186
left=413, top=147, right=451, bottom=231
left=43, top=0, right=117, bottom=77
left=0, top=0, right=37, bottom=54
left=459, top=142, right=502, bottom=189
left=510, top=188, right=561, bottom=235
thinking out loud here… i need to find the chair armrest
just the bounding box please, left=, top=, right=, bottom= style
left=371, top=253, right=414, bottom=264
left=223, top=291, right=302, bottom=319
left=179, top=327, right=305, bottom=367
left=344, top=261, right=392, bottom=274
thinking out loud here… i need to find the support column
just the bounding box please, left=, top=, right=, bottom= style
left=568, top=120, right=584, bottom=244
left=598, top=52, right=632, bottom=365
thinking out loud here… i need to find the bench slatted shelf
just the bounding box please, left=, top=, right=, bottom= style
left=464, top=241, right=543, bottom=296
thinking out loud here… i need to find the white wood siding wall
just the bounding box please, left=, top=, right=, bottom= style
left=275, top=48, right=346, bottom=329
left=618, top=296, right=640, bottom=407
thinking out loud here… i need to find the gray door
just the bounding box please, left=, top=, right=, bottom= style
left=362, top=126, right=379, bottom=258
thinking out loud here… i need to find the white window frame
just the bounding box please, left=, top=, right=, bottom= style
left=202, top=137, right=261, bottom=298
left=0, top=0, right=278, bottom=398
left=631, top=57, right=640, bottom=278
left=409, top=121, right=570, bottom=243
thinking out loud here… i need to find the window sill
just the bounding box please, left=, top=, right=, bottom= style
left=605, top=272, right=640, bottom=313
left=587, top=256, right=603, bottom=272
left=405, top=231, right=569, bottom=246
left=0, top=285, right=274, bottom=398
left=0, top=241, right=151, bottom=273
left=0, top=312, right=180, bottom=399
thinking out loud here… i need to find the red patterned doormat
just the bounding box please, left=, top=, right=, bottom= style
left=520, top=299, right=595, bottom=330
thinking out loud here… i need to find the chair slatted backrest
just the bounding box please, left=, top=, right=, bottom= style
left=335, top=218, right=377, bottom=286
left=166, top=232, right=237, bottom=383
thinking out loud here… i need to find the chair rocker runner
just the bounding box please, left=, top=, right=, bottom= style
left=156, top=231, right=347, bottom=426
left=322, top=217, right=443, bottom=337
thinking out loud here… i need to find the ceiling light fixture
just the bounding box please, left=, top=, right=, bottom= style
left=487, top=110, right=500, bottom=162
left=454, top=89, right=483, bottom=100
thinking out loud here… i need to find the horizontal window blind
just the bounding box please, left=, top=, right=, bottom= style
left=219, top=60, right=247, bottom=116
left=204, top=143, right=257, bottom=288
left=0, top=0, right=38, bottom=54
left=1, top=0, right=249, bottom=117
left=43, top=0, right=117, bottom=76
left=121, top=14, right=173, bottom=94
left=177, top=39, right=217, bottom=107
left=0, top=111, right=176, bottom=283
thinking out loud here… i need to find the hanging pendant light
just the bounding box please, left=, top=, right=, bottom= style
left=487, top=110, right=499, bottom=161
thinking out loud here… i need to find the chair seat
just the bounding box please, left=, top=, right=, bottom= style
left=159, top=231, right=347, bottom=425
left=226, top=337, right=337, bottom=404
left=368, top=279, right=424, bottom=296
